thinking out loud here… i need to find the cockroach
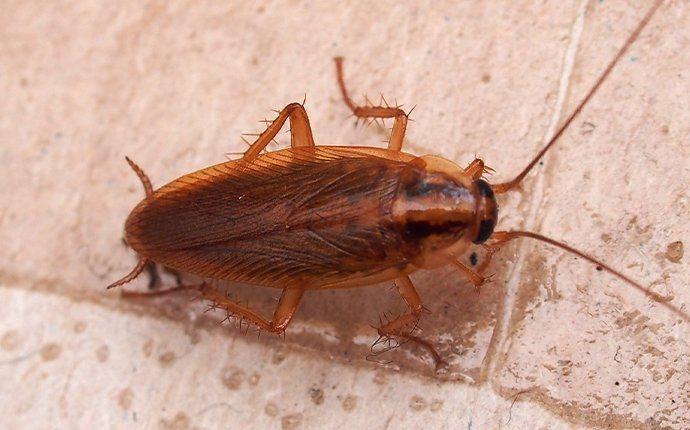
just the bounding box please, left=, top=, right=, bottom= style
left=107, top=0, right=686, bottom=368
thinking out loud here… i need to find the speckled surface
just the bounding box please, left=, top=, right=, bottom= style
left=1, top=1, right=688, bottom=429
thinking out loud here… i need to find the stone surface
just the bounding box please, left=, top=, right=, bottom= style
left=1, top=1, right=688, bottom=429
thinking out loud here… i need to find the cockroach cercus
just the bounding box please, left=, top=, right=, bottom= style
left=108, top=0, right=686, bottom=368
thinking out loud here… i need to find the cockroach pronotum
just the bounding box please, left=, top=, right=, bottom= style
left=107, top=0, right=686, bottom=369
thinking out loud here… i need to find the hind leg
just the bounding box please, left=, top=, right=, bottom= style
left=123, top=283, right=304, bottom=334
left=242, top=102, right=315, bottom=161
left=204, top=286, right=304, bottom=333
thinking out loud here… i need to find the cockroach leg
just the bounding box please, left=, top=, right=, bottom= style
left=120, top=284, right=202, bottom=299
left=451, top=259, right=490, bottom=293
left=243, top=102, right=315, bottom=161
left=199, top=285, right=305, bottom=334
left=399, top=332, right=446, bottom=370
left=465, top=158, right=486, bottom=180
left=123, top=283, right=306, bottom=333
left=476, top=244, right=499, bottom=275
left=334, top=57, right=408, bottom=152
left=375, top=276, right=446, bottom=369
left=144, top=261, right=161, bottom=289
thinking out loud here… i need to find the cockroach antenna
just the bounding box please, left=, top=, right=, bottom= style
left=485, top=0, right=689, bottom=323
left=493, top=1, right=663, bottom=194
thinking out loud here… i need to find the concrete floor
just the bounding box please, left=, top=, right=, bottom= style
left=1, top=1, right=688, bottom=429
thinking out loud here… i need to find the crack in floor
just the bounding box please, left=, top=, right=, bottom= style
left=484, top=0, right=589, bottom=380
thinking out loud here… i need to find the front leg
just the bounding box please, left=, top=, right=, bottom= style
left=451, top=258, right=493, bottom=293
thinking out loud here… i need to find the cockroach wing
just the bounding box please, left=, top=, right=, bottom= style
left=125, top=147, right=415, bottom=289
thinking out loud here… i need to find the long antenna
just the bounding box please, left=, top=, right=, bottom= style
left=493, top=0, right=663, bottom=194
left=491, top=230, right=689, bottom=323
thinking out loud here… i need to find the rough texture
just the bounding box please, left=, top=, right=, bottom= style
left=1, top=1, right=688, bottom=429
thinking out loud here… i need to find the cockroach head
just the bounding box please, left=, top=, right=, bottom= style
left=393, top=157, right=494, bottom=257
left=469, top=179, right=498, bottom=244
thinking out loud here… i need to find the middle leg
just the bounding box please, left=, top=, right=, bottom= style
left=334, top=57, right=409, bottom=152
left=376, top=275, right=446, bottom=369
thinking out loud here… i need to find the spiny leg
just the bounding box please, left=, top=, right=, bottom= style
left=375, top=276, right=446, bottom=369
left=464, top=158, right=495, bottom=181
left=243, top=102, right=315, bottom=161
left=123, top=283, right=305, bottom=334
left=453, top=243, right=500, bottom=294
left=451, top=258, right=493, bottom=293
left=334, top=57, right=409, bottom=152
left=465, top=159, right=485, bottom=180
left=202, top=285, right=305, bottom=334
left=476, top=244, right=499, bottom=275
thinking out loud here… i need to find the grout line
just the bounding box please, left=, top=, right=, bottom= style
left=485, top=0, right=589, bottom=380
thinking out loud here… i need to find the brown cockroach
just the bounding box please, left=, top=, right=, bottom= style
left=107, top=0, right=686, bottom=368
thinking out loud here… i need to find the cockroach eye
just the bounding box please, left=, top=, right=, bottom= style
left=471, top=179, right=498, bottom=244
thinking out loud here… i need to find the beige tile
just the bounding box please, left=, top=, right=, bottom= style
left=1, top=1, right=687, bottom=428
